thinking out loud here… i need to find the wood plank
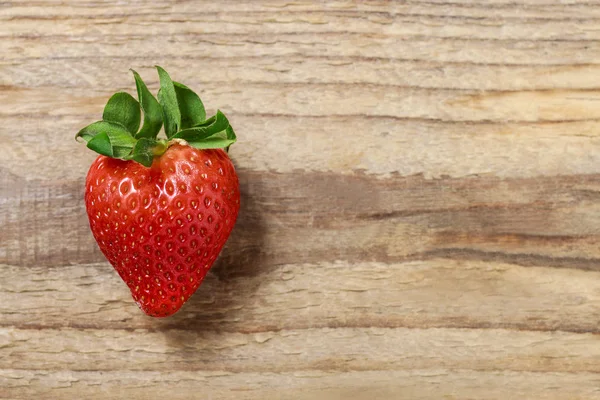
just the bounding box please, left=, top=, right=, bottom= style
left=4, top=0, right=600, bottom=19
left=8, top=57, right=600, bottom=91
left=5, top=3, right=600, bottom=41
left=3, top=34, right=600, bottom=65
left=2, top=325, right=600, bottom=374
left=3, top=260, right=600, bottom=334
left=3, top=369, right=600, bottom=400
left=4, top=114, right=600, bottom=180
left=6, top=85, right=600, bottom=133
left=3, top=169, right=600, bottom=269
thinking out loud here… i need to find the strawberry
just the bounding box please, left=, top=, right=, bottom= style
left=76, top=67, right=240, bottom=317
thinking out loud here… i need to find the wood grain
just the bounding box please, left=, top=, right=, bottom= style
left=2, top=1, right=600, bottom=399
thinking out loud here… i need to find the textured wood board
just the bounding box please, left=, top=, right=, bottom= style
left=2, top=1, right=600, bottom=399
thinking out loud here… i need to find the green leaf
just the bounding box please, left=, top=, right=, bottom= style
left=75, top=123, right=98, bottom=143
left=130, top=138, right=158, bottom=167
left=188, top=136, right=237, bottom=150
left=156, top=66, right=181, bottom=138
left=194, top=116, right=217, bottom=128
left=174, top=81, right=206, bottom=129
left=225, top=124, right=236, bottom=141
left=86, top=132, right=114, bottom=157
left=171, top=110, right=229, bottom=142
left=171, top=110, right=237, bottom=150
left=224, top=125, right=236, bottom=152
left=77, top=120, right=125, bottom=142
left=132, top=69, right=163, bottom=139
left=102, top=92, right=141, bottom=134
left=76, top=121, right=136, bottom=158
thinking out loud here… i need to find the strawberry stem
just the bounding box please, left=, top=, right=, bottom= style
left=152, top=140, right=169, bottom=157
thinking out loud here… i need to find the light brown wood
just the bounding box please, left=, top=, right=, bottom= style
left=2, top=1, right=600, bottom=399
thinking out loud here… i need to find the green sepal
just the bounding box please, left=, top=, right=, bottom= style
left=156, top=66, right=181, bottom=138
left=188, top=135, right=237, bottom=150
left=102, top=92, right=140, bottom=134
left=224, top=125, right=237, bottom=152
left=77, top=121, right=136, bottom=158
left=172, top=110, right=229, bottom=141
left=86, top=132, right=113, bottom=156
left=226, top=124, right=237, bottom=141
left=132, top=69, right=163, bottom=139
left=188, top=122, right=237, bottom=150
left=130, top=138, right=160, bottom=167
left=77, top=67, right=237, bottom=165
left=193, top=111, right=225, bottom=128
left=176, top=110, right=237, bottom=150
left=174, top=81, right=206, bottom=129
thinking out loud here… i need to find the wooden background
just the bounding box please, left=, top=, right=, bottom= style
left=2, top=1, right=600, bottom=399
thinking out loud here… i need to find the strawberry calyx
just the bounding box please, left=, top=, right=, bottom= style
left=75, top=66, right=237, bottom=167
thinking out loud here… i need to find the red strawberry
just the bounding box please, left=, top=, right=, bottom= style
left=76, top=67, right=240, bottom=317
left=85, top=145, right=239, bottom=316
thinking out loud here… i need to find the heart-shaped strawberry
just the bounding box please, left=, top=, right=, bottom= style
left=77, top=67, right=240, bottom=317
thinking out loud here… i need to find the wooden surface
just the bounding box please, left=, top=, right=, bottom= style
left=3, top=1, right=600, bottom=399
